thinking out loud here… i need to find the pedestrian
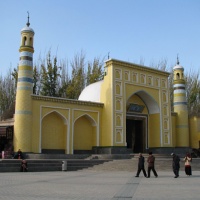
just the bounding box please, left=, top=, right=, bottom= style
left=135, top=153, right=147, bottom=177
left=171, top=153, right=180, bottom=178
left=183, top=153, right=192, bottom=176
left=14, top=149, right=24, bottom=159
left=20, top=159, right=28, bottom=172
left=147, top=152, right=158, bottom=178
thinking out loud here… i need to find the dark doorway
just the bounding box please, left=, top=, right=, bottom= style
left=126, top=119, right=145, bottom=153
left=0, top=126, right=14, bottom=158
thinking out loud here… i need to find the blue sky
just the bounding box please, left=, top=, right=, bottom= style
left=0, top=0, right=200, bottom=76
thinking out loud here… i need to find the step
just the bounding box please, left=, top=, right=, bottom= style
left=0, top=159, right=111, bottom=172
left=84, top=158, right=200, bottom=172
left=25, top=154, right=91, bottom=159
left=1, top=156, right=199, bottom=173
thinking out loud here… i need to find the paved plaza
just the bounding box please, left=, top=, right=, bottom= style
left=0, top=170, right=199, bottom=200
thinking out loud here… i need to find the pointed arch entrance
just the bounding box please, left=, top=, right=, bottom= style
left=41, top=111, right=68, bottom=153
left=73, top=114, right=97, bottom=154
left=126, top=90, right=160, bottom=153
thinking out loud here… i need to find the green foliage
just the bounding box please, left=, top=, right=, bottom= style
left=86, top=57, right=104, bottom=86
left=40, top=52, right=61, bottom=97
left=33, top=66, right=39, bottom=95
left=185, top=70, right=200, bottom=115
left=57, top=61, right=70, bottom=98
left=66, top=52, right=85, bottom=99
left=0, top=69, right=16, bottom=119
left=5, top=53, right=200, bottom=119
left=11, top=67, right=18, bottom=87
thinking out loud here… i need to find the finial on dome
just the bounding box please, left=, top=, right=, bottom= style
left=26, top=11, right=30, bottom=27
left=177, top=54, right=180, bottom=65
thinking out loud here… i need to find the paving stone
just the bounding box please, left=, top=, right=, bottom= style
left=0, top=170, right=199, bottom=200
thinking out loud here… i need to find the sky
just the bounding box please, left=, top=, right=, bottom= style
left=0, top=0, right=200, bottom=76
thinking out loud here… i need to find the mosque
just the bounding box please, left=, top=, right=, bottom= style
left=0, top=18, right=200, bottom=155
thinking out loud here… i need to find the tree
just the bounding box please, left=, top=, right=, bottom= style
left=0, top=69, right=16, bottom=119
left=185, top=70, right=200, bottom=115
left=40, top=52, right=61, bottom=97
left=149, top=58, right=168, bottom=71
left=57, top=60, right=70, bottom=98
left=33, top=65, right=40, bottom=95
left=86, top=57, right=104, bottom=86
left=4, top=53, right=200, bottom=119
left=66, top=51, right=86, bottom=99
left=11, top=67, right=18, bottom=89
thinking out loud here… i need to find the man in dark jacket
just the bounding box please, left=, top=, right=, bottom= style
left=147, top=152, right=158, bottom=178
left=135, top=153, right=147, bottom=177
left=171, top=153, right=180, bottom=178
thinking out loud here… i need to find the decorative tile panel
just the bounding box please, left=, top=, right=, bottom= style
left=115, top=129, right=123, bottom=143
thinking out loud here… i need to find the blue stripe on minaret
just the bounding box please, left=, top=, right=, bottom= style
left=20, top=51, right=33, bottom=57
left=18, top=77, right=33, bottom=83
left=15, top=110, right=32, bottom=115
left=173, top=102, right=187, bottom=105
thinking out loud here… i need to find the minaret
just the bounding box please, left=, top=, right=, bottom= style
left=173, top=56, right=189, bottom=147
left=14, top=13, right=34, bottom=152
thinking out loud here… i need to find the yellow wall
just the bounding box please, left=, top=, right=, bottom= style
left=175, top=110, right=189, bottom=146
left=100, top=59, right=172, bottom=149
left=189, top=116, right=200, bottom=148
left=14, top=114, right=32, bottom=151
left=31, top=95, right=103, bottom=153
left=100, top=65, right=113, bottom=146
left=148, top=114, right=160, bottom=147
left=171, top=113, right=177, bottom=146
left=31, top=98, right=70, bottom=153
left=42, top=112, right=66, bottom=149
left=74, top=116, right=94, bottom=150
left=14, top=59, right=176, bottom=154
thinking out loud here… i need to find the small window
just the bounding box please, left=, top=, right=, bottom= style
left=30, top=37, right=32, bottom=46
left=22, top=36, right=27, bottom=46
left=24, top=37, right=27, bottom=45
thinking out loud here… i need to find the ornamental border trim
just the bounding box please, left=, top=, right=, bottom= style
left=31, top=95, right=104, bottom=108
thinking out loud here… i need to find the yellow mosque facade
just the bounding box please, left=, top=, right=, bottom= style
left=1, top=19, right=200, bottom=155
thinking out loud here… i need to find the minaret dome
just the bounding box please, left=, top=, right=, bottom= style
left=20, top=12, right=35, bottom=51
left=173, top=55, right=184, bottom=81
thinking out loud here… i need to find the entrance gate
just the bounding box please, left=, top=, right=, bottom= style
left=126, top=115, right=147, bottom=153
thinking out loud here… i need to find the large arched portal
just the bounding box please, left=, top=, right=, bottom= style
left=126, top=91, right=160, bottom=153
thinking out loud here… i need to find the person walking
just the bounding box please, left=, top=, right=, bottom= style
left=171, top=153, right=180, bottom=178
left=135, top=153, right=147, bottom=177
left=183, top=153, right=192, bottom=176
left=147, top=152, right=158, bottom=178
